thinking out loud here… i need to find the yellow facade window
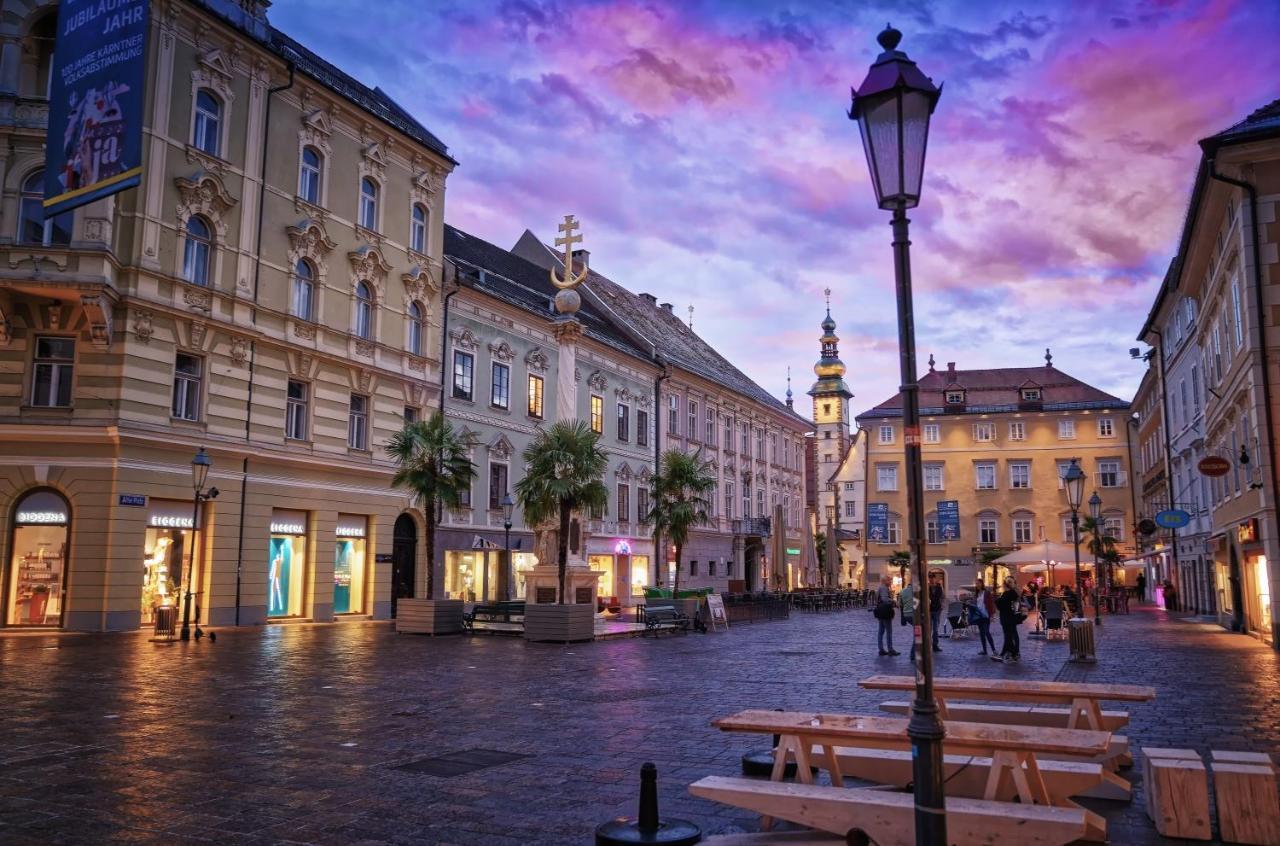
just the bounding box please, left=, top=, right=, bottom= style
left=590, top=394, right=603, bottom=433
left=528, top=374, right=544, bottom=418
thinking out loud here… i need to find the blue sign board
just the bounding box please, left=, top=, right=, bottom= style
left=1155, top=509, right=1191, bottom=530
left=119, top=494, right=146, bottom=507
left=867, top=502, right=889, bottom=544
left=937, top=500, right=961, bottom=541
left=45, top=0, right=149, bottom=217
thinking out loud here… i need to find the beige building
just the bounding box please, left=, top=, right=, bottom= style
left=0, top=0, right=453, bottom=630
left=856, top=357, right=1136, bottom=595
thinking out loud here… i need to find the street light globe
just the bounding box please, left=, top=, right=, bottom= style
left=191, top=447, right=211, bottom=492
left=501, top=493, right=514, bottom=523
left=1088, top=491, right=1103, bottom=522
left=848, top=25, right=943, bottom=210
left=1063, top=460, right=1086, bottom=511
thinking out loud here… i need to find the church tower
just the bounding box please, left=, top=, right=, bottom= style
left=808, top=289, right=853, bottom=467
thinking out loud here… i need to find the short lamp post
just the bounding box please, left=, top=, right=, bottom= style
left=182, top=448, right=212, bottom=641
left=1063, top=460, right=1086, bottom=618
left=849, top=24, right=945, bottom=846
left=501, top=493, right=514, bottom=600
left=1089, top=491, right=1103, bottom=625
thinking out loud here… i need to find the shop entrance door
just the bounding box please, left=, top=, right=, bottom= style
left=391, top=514, right=416, bottom=618
left=1229, top=545, right=1245, bottom=632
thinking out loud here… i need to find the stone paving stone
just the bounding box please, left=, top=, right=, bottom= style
left=0, top=605, right=1277, bottom=844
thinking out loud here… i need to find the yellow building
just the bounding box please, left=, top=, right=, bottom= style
left=0, top=1, right=453, bottom=630
left=856, top=357, right=1136, bottom=594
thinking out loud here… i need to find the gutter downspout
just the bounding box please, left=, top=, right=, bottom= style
left=1208, top=160, right=1280, bottom=640
left=438, top=266, right=460, bottom=416
left=234, top=62, right=295, bottom=626
left=1148, top=328, right=1181, bottom=595
left=653, top=355, right=670, bottom=588
left=1125, top=415, right=1141, bottom=559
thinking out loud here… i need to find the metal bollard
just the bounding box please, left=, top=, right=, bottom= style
left=595, top=763, right=702, bottom=845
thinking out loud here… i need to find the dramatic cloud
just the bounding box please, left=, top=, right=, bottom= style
left=271, top=0, right=1280, bottom=411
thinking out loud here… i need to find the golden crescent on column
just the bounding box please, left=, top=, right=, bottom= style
left=550, top=214, right=589, bottom=290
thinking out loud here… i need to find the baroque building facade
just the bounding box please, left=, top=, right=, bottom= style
left=0, top=0, right=452, bottom=630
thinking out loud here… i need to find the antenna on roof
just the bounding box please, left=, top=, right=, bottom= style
left=688, top=305, right=694, bottom=330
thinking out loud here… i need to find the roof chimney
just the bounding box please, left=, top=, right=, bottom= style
left=640, top=293, right=657, bottom=306
left=571, top=248, right=590, bottom=269
left=946, top=362, right=956, bottom=379
left=660, top=302, right=673, bottom=312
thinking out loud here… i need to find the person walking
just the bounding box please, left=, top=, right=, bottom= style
left=971, top=578, right=997, bottom=656
left=995, top=576, right=1022, bottom=663
left=875, top=574, right=899, bottom=656
left=1136, top=571, right=1147, bottom=604
left=928, top=573, right=944, bottom=653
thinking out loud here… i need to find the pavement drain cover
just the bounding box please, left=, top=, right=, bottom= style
left=394, top=748, right=530, bottom=778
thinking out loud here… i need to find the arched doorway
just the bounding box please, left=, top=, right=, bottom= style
left=391, top=514, right=417, bottom=617
left=6, top=488, right=71, bottom=627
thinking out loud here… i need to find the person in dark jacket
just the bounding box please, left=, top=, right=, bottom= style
left=927, top=574, right=944, bottom=652
left=995, top=577, right=1021, bottom=662
left=971, top=579, right=997, bottom=655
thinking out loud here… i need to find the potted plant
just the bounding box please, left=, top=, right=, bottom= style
left=516, top=420, right=608, bottom=642
left=646, top=449, right=715, bottom=621
left=386, top=413, right=476, bottom=635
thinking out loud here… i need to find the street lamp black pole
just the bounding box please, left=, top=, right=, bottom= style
left=1063, top=460, right=1086, bottom=618
left=181, top=448, right=211, bottom=641
left=502, top=493, right=515, bottom=600
left=1089, top=491, right=1103, bottom=625
left=849, top=24, right=945, bottom=846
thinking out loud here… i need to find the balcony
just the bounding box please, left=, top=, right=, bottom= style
left=734, top=517, right=771, bottom=537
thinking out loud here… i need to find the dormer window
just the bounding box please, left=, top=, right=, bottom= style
left=1021, top=388, right=1041, bottom=401
left=945, top=390, right=965, bottom=404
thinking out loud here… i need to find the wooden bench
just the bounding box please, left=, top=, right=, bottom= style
left=462, top=601, right=525, bottom=631
left=1211, top=751, right=1279, bottom=845
left=690, top=776, right=1088, bottom=846
left=700, top=833, right=847, bottom=845
left=1146, top=756, right=1211, bottom=840
left=642, top=604, right=690, bottom=636
left=876, top=699, right=1130, bottom=731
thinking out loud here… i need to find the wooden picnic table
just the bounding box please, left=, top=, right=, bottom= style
left=858, top=674, right=1155, bottom=731
left=713, top=709, right=1110, bottom=815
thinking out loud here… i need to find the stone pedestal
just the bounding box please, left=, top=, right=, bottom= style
left=524, top=561, right=602, bottom=605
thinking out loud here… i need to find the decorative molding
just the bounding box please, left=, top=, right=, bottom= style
left=354, top=340, right=375, bottom=358
left=175, top=171, right=237, bottom=241
left=292, top=322, right=316, bottom=340
left=7, top=253, right=68, bottom=272
left=189, top=320, right=208, bottom=349
left=616, top=462, right=633, bottom=480
left=182, top=286, right=213, bottom=313
left=614, top=386, right=635, bottom=402
left=133, top=310, right=154, bottom=344
left=193, top=46, right=235, bottom=101
left=407, top=356, right=426, bottom=373
left=488, top=433, right=514, bottom=460
left=488, top=340, right=515, bottom=363
left=80, top=294, right=112, bottom=348
left=552, top=319, right=583, bottom=343
left=450, top=327, right=479, bottom=351
left=401, top=264, right=438, bottom=304
left=574, top=366, right=581, bottom=383
left=358, top=369, right=373, bottom=393
left=525, top=347, right=549, bottom=373
left=229, top=336, right=249, bottom=365
left=347, top=245, right=392, bottom=300
left=184, top=144, right=227, bottom=176
left=83, top=218, right=110, bottom=244
left=297, top=353, right=315, bottom=377
left=406, top=383, right=424, bottom=406
left=447, top=407, right=539, bottom=436
left=587, top=370, right=608, bottom=392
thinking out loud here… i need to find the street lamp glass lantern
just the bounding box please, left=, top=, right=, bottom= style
left=1063, top=460, right=1085, bottom=511
left=501, top=493, right=514, bottom=523
left=1088, top=491, right=1103, bottom=522
left=191, top=447, right=211, bottom=492
left=848, top=25, right=942, bottom=210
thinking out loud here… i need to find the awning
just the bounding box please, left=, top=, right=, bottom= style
left=992, top=541, right=1079, bottom=565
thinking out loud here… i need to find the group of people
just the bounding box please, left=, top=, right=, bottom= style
left=874, top=573, right=1025, bottom=663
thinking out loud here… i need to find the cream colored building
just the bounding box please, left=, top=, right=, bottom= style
left=0, top=0, right=453, bottom=630
left=856, top=358, right=1136, bottom=595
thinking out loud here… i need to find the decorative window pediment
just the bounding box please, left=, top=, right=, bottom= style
left=359, top=139, right=389, bottom=181
left=525, top=347, right=549, bottom=373
left=401, top=264, right=439, bottom=303
left=638, top=467, right=653, bottom=483
left=192, top=47, right=234, bottom=101
left=450, top=327, right=479, bottom=351
left=488, top=340, right=515, bottom=362
left=287, top=219, right=337, bottom=261
left=348, top=245, right=392, bottom=299
left=488, top=433, right=514, bottom=460
left=616, top=462, right=633, bottom=479
left=303, top=107, right=332, bottom=139
left=588, top=370, right=608, bottom=391
left=175, top=171, right=237, bottom=240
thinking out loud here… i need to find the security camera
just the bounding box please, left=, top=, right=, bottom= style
left=208, top=487, right=220, bottom=499
left=1129, top=348, right=1140, bottom=358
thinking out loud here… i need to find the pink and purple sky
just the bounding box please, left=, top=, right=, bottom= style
left=272, top=0, right=1279, bottom=413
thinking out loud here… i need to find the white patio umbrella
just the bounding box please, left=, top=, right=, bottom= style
left=994, top=541, right=1082, bottom=590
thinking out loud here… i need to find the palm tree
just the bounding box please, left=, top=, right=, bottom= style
left=646, top=449, right=716, bottom=597
left=1081, top=516, right=1118, bottom=592
left=515, top=420, right=609, bottom=603
left=385, top=413, right=476, bottom=599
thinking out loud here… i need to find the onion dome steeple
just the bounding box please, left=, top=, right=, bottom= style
left=808, top=289, right=853, bottom=399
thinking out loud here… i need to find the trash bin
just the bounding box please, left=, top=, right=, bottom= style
left=1068, top=617, right=1096, bottom=663
left=152, top=605, right=178, bottom=642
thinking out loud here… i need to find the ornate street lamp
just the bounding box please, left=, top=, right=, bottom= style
left=1063, top=460, right=1086, bottom=617
left=502, top=493, right=515, bottom=600
left=1089, top=490, right=1103, bottom=625
left=182, top=448, right=211, bottom=641
left=849, top=23, right=944, bottom=846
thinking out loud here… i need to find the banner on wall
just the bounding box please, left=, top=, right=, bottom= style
left=937, top=500, right=960, bottom=541
left=44, top=0, right=150, bottom=217
left=867, top=502, right=888, bottom=544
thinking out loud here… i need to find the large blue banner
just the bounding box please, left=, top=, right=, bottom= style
left=937, top=500, right=960, bottom=541
left=45, top=0, right=149, bottom=217
left=867, top=502, right=888, bottom=544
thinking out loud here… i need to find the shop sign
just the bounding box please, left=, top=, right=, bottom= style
left=15, top=510, right=66, bottom=525
left=374, top=553, right=393, bottom=564
left=614, top=539, right=632, bottom=555
left=270, top=509, right=307, bottom=536
left=148, top=500, right=194, bottom=529
left=14, top=490, right=68, bottom=525
left=472, top=536, right=501, bottom=550
left=1198, top=456, right=1231, bottom=477
left=119, top=494, right=146, bottom=507
left=1155, top=509, right=1191, bottom=530
left=336, top=514, right=367, bottom=538
left=1238, top=518, right=1259, bottom=544
left=786, top=548, right=801, bottom=556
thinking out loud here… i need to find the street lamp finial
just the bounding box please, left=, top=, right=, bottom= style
left=877, top=24, right=902, bottom=52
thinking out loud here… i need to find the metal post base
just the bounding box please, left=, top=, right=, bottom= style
left=594, top=819, right=702, bottom=846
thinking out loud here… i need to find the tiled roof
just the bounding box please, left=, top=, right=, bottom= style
left=191, top=1, right=454, bottom=163
left=1202, top=97, right=1280, bottom=155
left=511, top=236, right=809, bottom=427
left=443, top=226, right=651, bottom=362
left=857, top=364, right=1127, bottom=420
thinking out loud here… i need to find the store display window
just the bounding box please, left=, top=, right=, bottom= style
left=141, top=500, right=197, bottom=625
left=445, top=550, right=497, bottom=602
left=629, top=555, right=650, bottom=597
left=6, top=490, right=70, bottom=626
left=588, top=554, right=615, bottom=597
left=334, top=515, right=367, bottom=615
left=512, top=552, right=537, bottom=600
left=268, top=509, right=308, bottom=618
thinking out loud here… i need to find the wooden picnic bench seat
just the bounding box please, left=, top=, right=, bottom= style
left=689, top=776, right=1089, bottom=846
left=876, top=699, right=1130, bottom=731
left=461, top=601, right=525, bottom=631
left=700, top=833, right=847, bottom=845
left=642, top=604, right=690, bottom=636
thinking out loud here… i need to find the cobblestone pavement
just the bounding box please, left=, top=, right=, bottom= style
left=0, top=605, right=1276, bottom=845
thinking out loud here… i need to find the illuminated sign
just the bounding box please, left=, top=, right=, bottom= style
left=270, top=522, right=306, bottom=535
left=150, top=515, right=194, bottom=529
left=336, top=526, right=365, bottom=538
left=786, top=548, right=801, bottom=555
left=1238, top=518, right=1259, bottom=544
left=16, top=511, right=66, bottom=525
left=614, top=539, right=632, bottom=555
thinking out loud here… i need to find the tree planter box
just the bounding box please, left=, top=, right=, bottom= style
left=524, top=603, right=595, bottom=643
left=395, top=599, right=464, bottom=635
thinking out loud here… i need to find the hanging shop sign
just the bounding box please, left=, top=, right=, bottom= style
left=45, top=0, right=150, bottom=217
left=270, top=509, right=307, bottom=536
left=867, top=503, right=888, bottom=544
left=1138, top=518, right=1158, bottom=536
left=614, top=539, right=632, bottom=555
left=1198, top=456, right=1231, bottom=477
left=1154, top=509, right=1191, bottom=530
left=1238, top=518, right=1259, bottom=544
left=336, top=514, right=367, bottom=538
left=148, top=500, right=194, bottom=529
left=937, top=500, right=960, bottom=541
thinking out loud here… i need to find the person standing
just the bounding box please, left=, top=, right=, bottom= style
left=1136, top=571, right=1147, bottom=604
left=995, top=576, right=1021, bottom=662
left=971, top=578, right=997, bottom=656
left=875, top=574, right=900, bottom=656
left=905, top=581, right=923, bottom=662
left=928, top=573, right=944, bottom=652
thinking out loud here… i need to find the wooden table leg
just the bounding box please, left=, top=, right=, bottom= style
left=984, top=750, right=1012, bottom=800
left=1022, top=752, right=1052, bottom=805
left=792, top=736, right=816, bottom=785
left=822, top=744, right=844, bottom=788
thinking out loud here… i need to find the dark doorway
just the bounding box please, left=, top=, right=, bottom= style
left=1229, top=545, right=1245, bottom=632
left=391, top=514, right=417, bottom=618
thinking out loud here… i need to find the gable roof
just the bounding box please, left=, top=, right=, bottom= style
left=857, top=364, right=1127, bottom=420
left=443, top=226, right=651, bottom=363
left=511, top=232, right=810, bottom=427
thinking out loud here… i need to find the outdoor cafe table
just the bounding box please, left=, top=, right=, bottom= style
left=858, top=675, right=1156, bottom=732
left=712, top=709, right=1111, bottom=810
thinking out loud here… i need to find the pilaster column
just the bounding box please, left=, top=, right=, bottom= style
left=553, top=318, right=582, bottom=422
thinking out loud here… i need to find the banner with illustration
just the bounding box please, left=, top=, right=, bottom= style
left=867, top=502, right=889, bottom=544
left=937, top=500, right=960, bottom=541
left=45, top=0, right=149, bottom=217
